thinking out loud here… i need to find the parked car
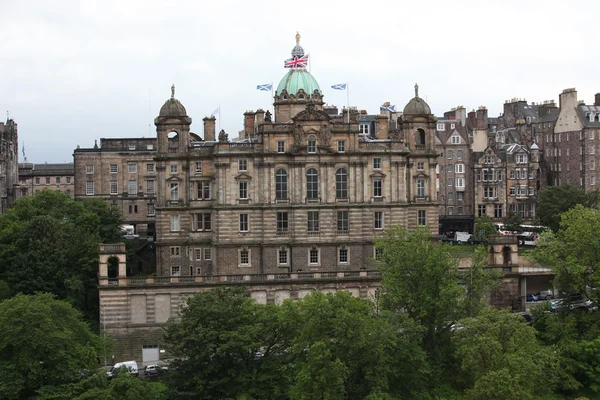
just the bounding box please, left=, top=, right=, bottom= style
left=107, top=360, right=138, bottom=379
left=145, top=364, right=168, bottom=376
left=537, top=290, right=554, bottom=300
left=526, top=293, right=538, bottom=302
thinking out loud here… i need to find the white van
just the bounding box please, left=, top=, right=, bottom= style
left=455, top=232, right=473, bottom=244
left=107, top=360, right=139, bottom=378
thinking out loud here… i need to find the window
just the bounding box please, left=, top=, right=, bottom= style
left=528, top=186, right=534, bottom=196
left=497, top=170, right=503, bottom=181
left=146, top=180, right=155, bottom=195
left=147, top=163, right=155, bottom=173
left=170, top=165, right=178, bottom=174
left=128, top=164, right=137, bottom=173
left=170, top=183, right=178, bottom=200
left=417, top=162, right=424, bottom=170
left=239, top=181, right=248, bottom=199
left=436, top=123, right=444, bottom=131
left=374, top=211, right=383, bottom=229
left=277, top=141, right=285, bottom=153
left=478, top=204, right=486, bottom=217
left=447, top=164, right=453, bottom=173
left=307, top=139, right=317, bottom=153
left=204, top=248, right=212, bottom=260
left=309, top=248, right=319, bottom=264
left=457, top=150, right=463, bottom=160
left=448, top=192, right=454, bottom=202
left=416, top=179, right=425, bottom=197
left=239, top=214, right=249, bottom=232
left=171, top=266, right=180, bottom=276
left=197, top=181, right=211, bottom=200
left=484, top=155, right=494, bottom=164
left=447, top=178, right=453, bottom=187
left=338, top=140, right=345, bottom=152
left=170, top=215, right=180, bottom=231
left=275, top=169, right=288, bottom=200
left=510, top=169, right=515, bottom=179
left=337, top=210, right=349, bottom=232
left=455, top=178, right=464, bottom=188
left=195, top=249, right=202, bottom=261
left=451, top=123, right=456, bottom=129
left=483, top=187, right=496, bottom=198
left=457, top=192, right=464, bottom=202
left=451, top=135, right=460, bottom=144
left=277, top=212, right=288, bottom=232
left=510, top=187, right=516, bottom=196
left=373, top=179, right=382, bottom=197
left=592, top=146, right=596, bottom=155
left=338, top=248, right=348, bottom=263
left=448, top=207, right=453, bottom=215
left=359, top=124, right=370, bottom=135
left=278, top=248, right=289, bottom=265
left=238, top=159, right=247, bottom=171
left=336, top=168, right=348, bottom=199
left=55, top=177, right=60, bottom=184
left=455, top=164, right=464, bottom=173
left=457, top=206, right=463, bottom=215
left=591, top=131, right=596, bottom=140
left=109, top=164, right=118, bottom=173
left=195, top=162, right=202, bottom=174
left=86, top=181, right=94, bottom=195
left=148, top=204, right=155, bottom=216
left=494, top=204, right=503, bottom=218
left=170, top=246, right=180, bottom=257
left=417, top=210, right=426, bottom=226
left=239, top=250, right=250, bottom=266
left=308, top=211, right=319, bottom=232
left=35, top=177, right=40, bottom=184
left=592, top=159, right=596, bottom=170
left=373, top=157, right=382, bottom=169
left=86, top=165, right=94, bottom=174
left=128, top=143, right=136, bottom=150
left=516, top=154, right=527, bottom=164
left=306, top=168, right=319, bottom=200
left=195, top=213, right=212, bottom=231
left=447, top=150, right=453, bottom=160
left=110, top=180, right=118, bottom=195
left=592, top=174, right=597, bottom=186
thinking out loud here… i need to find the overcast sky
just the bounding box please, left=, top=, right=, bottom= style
left=2, top=0, right=599, bottom=163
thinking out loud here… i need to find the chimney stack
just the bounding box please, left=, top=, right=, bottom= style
left=244, top=111, right=255, bottom=138
left=375, top=115, right=389, bottom=139
left=595, top=93, right=600, bottom=107
left=476, top=106, right=488, bottom=130
left=203, top=117, right=216, bottom=141
left=255, top=109, right=265, bottom=126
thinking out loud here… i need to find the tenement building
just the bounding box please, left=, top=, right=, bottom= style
left=98, top=37, right=440, bottom=362
left=0, top=119, right=18, bottom=213
left=17, top=162, right=75, bottom=198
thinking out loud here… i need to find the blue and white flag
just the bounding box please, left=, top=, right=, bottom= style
left=22, top=142, right=25, bottom=158
left=331, top=83, right=347, bottom=90
left=256, top=83, right=272, bottom=91
left=380, top=105, right=396, bottom=112
left=210, top=107, right=219, bottom=117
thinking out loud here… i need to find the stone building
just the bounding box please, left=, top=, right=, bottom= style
left=17, top=162, right=75, bottom=198
left=98, top=36, right=440, bottom=362
left=0, top=119, right=18, bottom=213
left=73, top=138, right=159, bottom=237
left=436, top=106, right=475, bottom=233
left=549, top=88, right=600, bottom=190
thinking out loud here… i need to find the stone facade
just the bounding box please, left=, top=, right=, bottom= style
left=0, top=119, right=18, bottom=213
left=17, top=162, right=75, bottom=198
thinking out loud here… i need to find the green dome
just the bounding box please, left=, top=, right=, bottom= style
left=276, top=69, right=321, bottom=96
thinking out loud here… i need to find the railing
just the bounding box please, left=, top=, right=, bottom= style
left=229, top=143, right=255, bottom=149
left=99, top=270, right=382, bottom=287
left=365, top=141, right=391, bottom=148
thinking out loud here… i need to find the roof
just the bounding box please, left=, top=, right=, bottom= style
left=159, top=98, right=187, bottom=117
left=276, top=69, right=321, bottom=96
left=403, top=96, right=431, bottom=115
left=538, top=108, right=559, bottom=123
left=578, top=105, right=600, bottom=128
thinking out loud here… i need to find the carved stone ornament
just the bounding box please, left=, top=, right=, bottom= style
left=218, top=129, right=228, bottom=143
left=319, top=124, right=332, bottom=147
left=389, top=129, right=401, bottom=141
left=292, top=125, right=304, bottom=145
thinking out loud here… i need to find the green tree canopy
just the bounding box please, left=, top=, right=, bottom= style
left=0, top=293, right=109, bottom=400
left=474, top=214, right=498, bottom=242
left=502, top=211, right=523, bottom=233
left=537, top=185, right=587, bottom=232
left=0, top=191, right=121, bottom=321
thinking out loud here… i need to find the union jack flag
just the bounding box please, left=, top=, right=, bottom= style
left=284, top=54, right=309, bottom=68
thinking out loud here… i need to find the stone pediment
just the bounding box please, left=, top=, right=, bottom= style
left=412, top=171, right=429, bottom=179
left=166, top=175, right=183, bottom=182
left=369, top=171, right=387, bottom=178
left=292, top=103, right=331, bottom=122
left=234, top=173, right=253, bottom=180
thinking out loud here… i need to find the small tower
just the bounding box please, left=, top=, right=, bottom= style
left=273, top=33, right=324, bottom=122
left=155, top=85, right=192, bottom=155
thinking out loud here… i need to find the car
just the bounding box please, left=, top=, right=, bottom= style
left=526, top=293, right=538, bottom=302
left=145, top=364, right=168, bottom=376
left=537, top=290, right=554, bottom=300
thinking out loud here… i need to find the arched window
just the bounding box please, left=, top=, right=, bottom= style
left=107, top=256, right=119, bottom=278
left=416, top=128, right=426, bottom=145
left=275, top=169, right=288, bottom=200
left=336, top=168, right=348, bottom=199
left=306, top=168, right=319, bottom=200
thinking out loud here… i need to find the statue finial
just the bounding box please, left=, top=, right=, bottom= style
left=295, top=31, right=301, bottom=44
left=171, top=84, right=175, bottom=99
left=414, top=83, right=419, bottom=98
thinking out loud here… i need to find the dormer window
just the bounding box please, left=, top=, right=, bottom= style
left=516, top=154, right=528, bottom=164
left=451, top=135, right=460, bottom=144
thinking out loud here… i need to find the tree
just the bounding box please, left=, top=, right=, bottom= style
left=537, top=185, right=587, bottom=232
left=162, top=286, right=290, bottom=400
left=453, top=308, right=559, bottom=400
left=375, top=226, right=498, bottom=371
left=533, top=205, right=600, bottom=304
left=503, top=211, right=523, bottom=233
left=474, top=214, right=498, bottom=242
left=0, top=293, right=109, bottom=400
left=0, top=191, right=122, bottom=321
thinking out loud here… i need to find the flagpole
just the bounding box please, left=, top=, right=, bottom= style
left=218, top=105, right=221, bottom=133
left=346, top=82, right=349, bottom=124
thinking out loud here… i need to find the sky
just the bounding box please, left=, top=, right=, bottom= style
left=2, top=0, right=600, bottom=163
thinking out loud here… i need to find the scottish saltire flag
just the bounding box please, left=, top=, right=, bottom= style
left=380, top=105, right=396, bottom=112
left=256, top=84, right=272, bottom=91
left=284, top=54, right=309, bottom=68
left=331, top=83, right=347, bottom=90
left=210, top=107, right=219, bottom=117
left=22, top=142, right=25, bottom=157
